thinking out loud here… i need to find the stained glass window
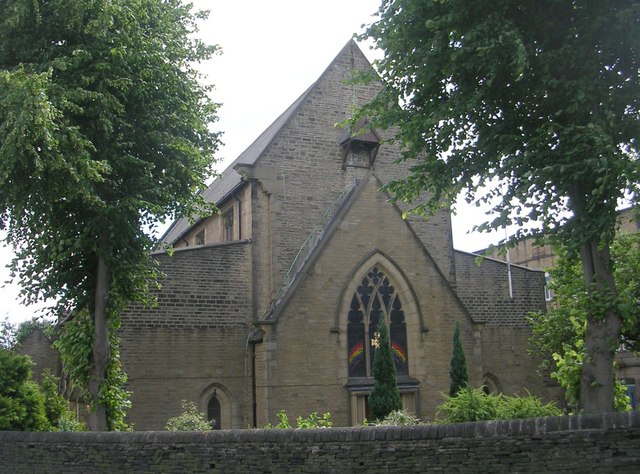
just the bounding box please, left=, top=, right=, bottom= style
left=347, top=266, right=408, bottom=377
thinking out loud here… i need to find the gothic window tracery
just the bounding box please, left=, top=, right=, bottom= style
left=347, top=266, right=408, bottom=378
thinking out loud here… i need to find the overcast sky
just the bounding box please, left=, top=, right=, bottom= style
left=1, top=0, right=501, bottom=325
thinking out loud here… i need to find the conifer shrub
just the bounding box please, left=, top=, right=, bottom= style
left=449, top=321, right=469, bottom=396
left=368, top=317, right=402, bottom=421
left=0, top=349, right=48, bottom=431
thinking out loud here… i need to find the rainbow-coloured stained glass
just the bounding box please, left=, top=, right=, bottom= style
left=347, top=266, right=408, bottom=377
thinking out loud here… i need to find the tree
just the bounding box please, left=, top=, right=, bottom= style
left=0, top=318, right=16, bottom=350
left=0, top=0, right=220, bottom=429
left=528, top=233, right=640, bottom=411
left=449, top=321, right=469, bottom=396
left=0, top=349, right=49, bottom=431
left=369, top=317, right=402, bottom=421
left=359, top=0, right=640, bottom=412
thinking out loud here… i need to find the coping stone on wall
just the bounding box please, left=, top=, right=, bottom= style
left=1, top=411, right=639, bottom=445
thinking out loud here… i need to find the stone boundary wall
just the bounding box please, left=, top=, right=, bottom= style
left=1, top=412, right=639, bottom=473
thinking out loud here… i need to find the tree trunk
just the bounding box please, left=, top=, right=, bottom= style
left=88, top=255, right=110, bottom=431
left=578, top=238, right=621, bottom=413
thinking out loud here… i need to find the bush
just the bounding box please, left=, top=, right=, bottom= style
left=0, top=349, right=49, bottom=431
left=436, top=387, right=562, bottom=423
left=265, top=410, right=332, bottom=429
left=40, top=370, right=84, bottom=432
left=165, top=401, right=212, bottom=431
left=374, top=409, right=421, bottom=426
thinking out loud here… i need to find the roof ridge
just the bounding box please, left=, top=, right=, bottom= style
left=161, top=40, right=371, bottom=245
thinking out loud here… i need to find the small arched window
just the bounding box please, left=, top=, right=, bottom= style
left=347, top=266, right=408, bottom=378
left=207, top=396, right=221, bottom=430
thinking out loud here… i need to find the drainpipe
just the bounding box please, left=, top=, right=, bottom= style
left=505, top=227, right=513, bottom=300
left=252, top=343, right=257, bottom=428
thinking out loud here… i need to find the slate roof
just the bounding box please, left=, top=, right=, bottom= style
left=161, top=80, right=316, bottom=244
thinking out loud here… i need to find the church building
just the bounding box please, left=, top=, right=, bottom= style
left=118, top=41, right=555, bottom=430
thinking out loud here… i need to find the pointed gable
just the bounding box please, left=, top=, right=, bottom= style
left=162, top=40, right=373, bottom=245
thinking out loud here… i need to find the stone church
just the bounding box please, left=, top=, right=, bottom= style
left=115, top=40, right=556, bottom=430
left=17, top=41, right=558, bottom=430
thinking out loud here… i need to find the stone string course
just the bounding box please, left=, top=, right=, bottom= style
left=1, top=412, right=639, bottom=473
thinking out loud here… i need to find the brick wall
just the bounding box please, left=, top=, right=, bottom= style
left=15, top=329, right=60, bottom=384
left=122, top=241, right=252, bottom=329
left=2, top=412, right=639, bottom=473
left=454, top=251, right=546, bottom=327
left=258, top=177, right=482, bottom=426
left=119, top=241, right=253, bottom=430
left=252, top=41, right=455, bottom=292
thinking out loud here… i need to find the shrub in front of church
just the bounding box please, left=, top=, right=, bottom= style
left=0, top=349, right=49, bottom=431
left=265, top=410, right=332, bottom=429
left=165, top=400, right=212, bottom=431
left=436, top=387, right=562, bottom=423
left=373, top=409, right=421, bottom=426
left=369, top=319, right=402, bottom=421
left=449, top=321, right=469, bottom=396
left=40, top=370, right=85, bottom=432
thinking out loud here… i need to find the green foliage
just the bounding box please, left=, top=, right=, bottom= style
left=0, top=0, right=220, bottom=428
left=449, top=321, right=469, bottom=396
left=359, top=0, right=640, bottom=412
left=369, top=317, right=402, bottom=421
left=436, top=387, right=562, bottom=424
left=1, top=317, right=55, bottom=350
left=165, top=400, right=212, bottom=431
left=295, top=411, right=332, bottom=429
left=39, top=369, right=84, bottom=432
left=360, top=0, right=639, bottom=247
left=54, top=309, right=131, bottom=430
left=265, top=410, right=292, bottom=429
left=374, top=409, right=421, bottom=426
left=15, top=318, right=55, bottom=347
left=0, top=318, right=16, bottom=350
left=0, top=348, right=48, bottom=431
left=265, top=410, right=332, bottom=429
left=528, top=236, right=638, bottom=412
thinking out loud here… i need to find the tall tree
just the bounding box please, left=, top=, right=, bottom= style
left=0, top=0, right=220, bottom=429
left=528, top=233, right=640, bottom=411
left=359, top=0, right=640, bottom=412
left=369, top=317, right=402, bottom=421
left=449, top=321, right=469, bottom=397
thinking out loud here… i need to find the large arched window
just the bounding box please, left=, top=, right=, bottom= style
left=347, top=266, right=408, bottom=378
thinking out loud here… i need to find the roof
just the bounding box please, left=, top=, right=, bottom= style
left=161, top=40, right=362, bottom=245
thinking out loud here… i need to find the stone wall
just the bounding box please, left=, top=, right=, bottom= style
left=454, top=251, right=546, bottom=327
left=1, top=412, right=639, bottom=473
left=14, top=329, right=60, bottom=384
left=257, top=176, right=481, bottom=426
left=120, top=241, right=253, bottom=430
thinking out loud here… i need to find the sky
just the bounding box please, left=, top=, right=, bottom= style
left=1, top=0, right=502, bottom=325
